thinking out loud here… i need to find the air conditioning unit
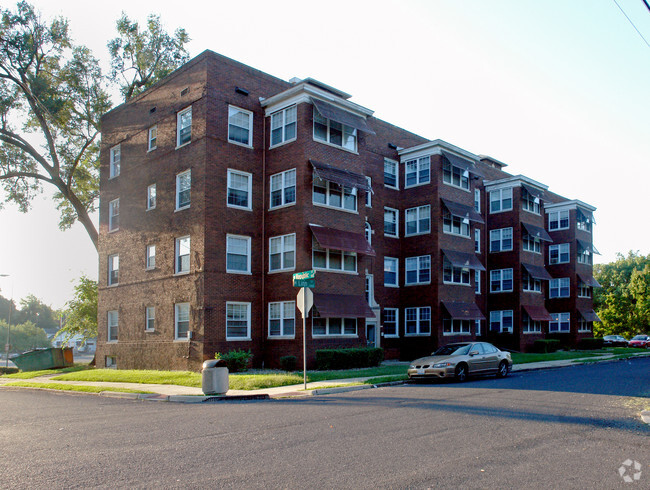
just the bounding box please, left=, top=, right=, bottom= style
left=187, top=331, right=193, bottom=340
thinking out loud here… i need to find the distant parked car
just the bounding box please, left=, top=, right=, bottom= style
left=602, top=335, right=629, bottom=347
left=628, top=335, right=650, bottom=348
left=408, top=342, right=512, bottom=382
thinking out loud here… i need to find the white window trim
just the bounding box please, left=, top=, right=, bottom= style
left=269, top=233, right=296, bottom=273
left=269, top=105, right=297, bottom=149
left=311, top=317, right=358, bottom=338
left=312, top=241, right=357, bottom=274
left=549, top=243, right=570, bottom=265
left=443, top=259, right=472, bottom=286
left=109, top=144, right=121, bottom=179
left=475, top=269, right=481, bottom=295
left=489, top=227, right=513, bottom=253
left=384, top=159, right=399, bottom=190
left=145, top=245, right=156, bottom=271
left=489, top=187, right=513, bottom=214
left=404, top=156, right=431, bottom=189
left=443, top=318, right=473, bottom=336
left=522, top=313, right=542, bottom=334
left=147, top=184, right=156, bottom=210
left=490, top=310, right=513, bottom=333
left=174, top=302, right=191, bottom=340
left=382, top=308, right=400, bottom=338
left=107, top=254, right=119, bottom=286
left=474, top=189, right=481, bottom=213
left=312, top=107, right=358, bottom=153
left=312, top=177, right=358, bottom=213
left=269, top=168, right=297, bottom=210
left=384, top=207, right=399, bottom=238
left=405, top=255, right=431, bottom=286
left=228, top=105, right=254, bottom=148
left=549, top=312, right=570, bottom=333
left=442, top=160, right=470, bottom=191
left=176, top=106, right=192, bottom=148
left=365, top=176, right=372, bottom=207
left=442, top=211, right=471, bottom=238
left=175, top=236, right=190, bottom=275
left=475, top=228, right=481, bottom=254
left=226, top=302, right=252, bottom=341
left=268, top=301, right=296, bottom=339
left=148, top=126, right=157, bottom=152
left=384, top=257, right=399, bottom=287
left=404, top=306, right=432, bottom=336
left=522, top=233, right=542, bottom=254
left=107, top=310, right=118, bottom=343
left=490, top=268, right=514, bottom=293
left=175, top=169, right=191, bottom=211
left=227, top=169, right=253, bottom=211
left=145, top=306, right=155, bottom=332
left=548, top=210, right=570, bottom=231
left=108, top=198, right=119, bottom=232
left=405, top=205, right=431, bottom=237
left=549, top=278, right=570, bottom=298
left=226, top=234, right=252, bottom=275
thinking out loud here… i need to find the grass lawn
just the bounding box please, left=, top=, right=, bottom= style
left=53, top=369, right=203, bottom=387
left=2, top=381, right=152, bottom=394
left=1, top=365, right=92, bottom=379
left=510, top=347, right=647, bottom=364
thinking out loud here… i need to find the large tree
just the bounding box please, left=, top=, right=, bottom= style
left=108, top=13, right=190, bottom=101
left=0, top=1, right=111, bottom=249
left=57, top=275, right=97, bottom=342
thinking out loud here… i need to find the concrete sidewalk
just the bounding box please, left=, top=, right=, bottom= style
left=1, top=352, right=649, bottom=403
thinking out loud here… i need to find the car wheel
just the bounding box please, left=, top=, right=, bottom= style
left=455, top=363, right=467, bottom=382
left=497, top=361, right=509, bottom=378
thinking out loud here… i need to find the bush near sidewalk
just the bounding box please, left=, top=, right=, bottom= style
left=316, top=347, right=384, bottom=370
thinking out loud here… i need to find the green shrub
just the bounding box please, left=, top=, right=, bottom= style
left=280, top=355, right=297, bottom=372
left=576, top=337, right=604, bottom=350
left=532, top=339, right=561, bottom=353
left=0, top=367, right=19, bottom=375
left=215, top=349, right=253, bottom=373
left=315, top=347, right=384, bottom=370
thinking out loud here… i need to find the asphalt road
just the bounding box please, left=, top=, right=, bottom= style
left=1, top=358, right=648, bottom=489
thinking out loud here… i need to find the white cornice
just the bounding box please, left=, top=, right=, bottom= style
left=483, top=174, right=548, bottom=191
left=397, top=139, right=479, bottom=163
left=260, top=83, right=374, bottom=117
left=544, top=200, right=596, bottom=213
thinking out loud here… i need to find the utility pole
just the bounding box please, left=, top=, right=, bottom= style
left=0, top=274, right=12, bottom=368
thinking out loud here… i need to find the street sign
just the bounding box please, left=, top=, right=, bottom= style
left=293, top=270, right=316, bottom=288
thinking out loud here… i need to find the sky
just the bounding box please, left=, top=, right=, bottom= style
left=1, top=0, right=649, bottom=309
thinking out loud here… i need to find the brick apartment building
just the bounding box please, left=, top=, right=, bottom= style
left=97, top=50, right=600, bottom=371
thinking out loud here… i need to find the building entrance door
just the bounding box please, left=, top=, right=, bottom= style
left=366, top=322, right=377, bottom=348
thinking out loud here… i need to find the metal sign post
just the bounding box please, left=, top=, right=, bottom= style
left=296, top=285, right=313, bottom=390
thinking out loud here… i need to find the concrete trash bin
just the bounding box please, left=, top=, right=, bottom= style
left=202, top=359, right=229, bottom=395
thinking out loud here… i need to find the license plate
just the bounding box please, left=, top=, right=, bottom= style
left=417, top=369, right=425, bottom=375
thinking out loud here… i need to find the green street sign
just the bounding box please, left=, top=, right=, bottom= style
left=293, top=270, right=316, bottom=288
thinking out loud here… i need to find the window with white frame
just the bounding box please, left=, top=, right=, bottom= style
left=521, top=187, right=540, bottom=214
left=548, top=210, right=569, bottom=230
left=443, top=209, right=470, bottom=237
left=384, top=207, right=398, bottom=237
left=474, top=189, right=481, bottom=212
left=578, top=281, right=592, bottom=298
left=522, top=232, right=541, bottom=253
left=145, top=306, right=155, bottom=331
left=312, top=238, right=356, bottom=272
left=549, top=278, right=570, bottom=298
left=365, top=177, right=372, bottom=207
left=549, top=312, right=570, bottom=332
left=365, top=222, right=372, bottom=245
left=105, top=356, right=117, bottom=369
left=175, top=236, right=190, bottom=274
left=226, top=235, right=251, bottom=274
left=270, top=169, right=296, bottom=209
left=227, top=169, right=252, bottom=210
left=108, top=310, right=118, bottom=341
left=549, top=243, right=570, bottom=264
left=443, top=159, right=469, bottom=190
left=384, top=159, right=398, bottom=188
left=109, top=199, right=119, bottom=232
left=522, top=312, right=541, bottom=333
left=269, top=301, right=295, bottom=338
left=490, top=188, right=513, bottom=213
left=313, top=107, right=356, bottom=151
left=382, top=308, right=399, bottom=337
left=405, top=255, right=431, bottom=285
left=270, top=105, right=297, bottom=147
left=443, top=319, right=472, bottom=335
left=228, top=106, right=253, bottom=146
left=490, top=228, right=513, bottom=253
left=108, top=254, right=119, bottom=286
left=522, top=270, right=541, bottom=292
left=313, top=176, right=357, bottom=211
left=405, top=205, right=430, bottom=236
left=175, top=303, right=190, bottom=339
left=577, top=211, right=592, bottom=232
left=443, top=258, right=471, bottom=285
left=226, top=302, right=251, bottom=340
left=176, top=170, right=191, bottom=210
left=312, top=317, right=357, bottom=336
left=177, top=106, right=192, bottom=147
left=490, top=310, right=513, bottom=333
left=475, top=228, right=481, bottom=253
left=110, top=145, right=120, bottom=178
left=148, top=126, right=157, bottom=151
left=490, top=268, right=513, bottom=293
left=384, top=257, right=398, bottom=286
left=146, top=245, right=156, bottom=270
left=147, top=184, right=156, bottom=210
left=578, top=318, right=591, bottom=332
left=365, top=274, right=375, bottom=306
left=577, top=246, right=593, bottom=265
left=405, top=156, right=430, bottom=187
left=475, top=319, right=482, bottom=336
left=475, top=270, right=481, bottom=294
left=405, top=307, right=431, bottom=335
left=269, top=234, right=295, bottom=272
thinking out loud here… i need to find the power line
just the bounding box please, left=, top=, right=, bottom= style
left=612, top=0, right=650, bottom=48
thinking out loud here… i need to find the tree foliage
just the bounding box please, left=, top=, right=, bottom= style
left=0, top=320, right=50, bottom=353
left=594, top=251, right=650, bottom=338
left=108, top=13, right=190, bottom=101
left=57, top=275, right=97, bottom=342
left=0, top=1, right=112, bottom=249
left=14, top=293, right=59, bottom=333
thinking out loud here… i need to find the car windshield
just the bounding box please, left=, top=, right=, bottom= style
left=433, top=344, right=472, bottom=356
left=632, top=335, right=647, bottom=340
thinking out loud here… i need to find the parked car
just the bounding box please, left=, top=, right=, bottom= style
left=408, top=342, right=513, bottom=382
left=602, top=335, right=629, bottom=347
left=628, top=335, right=650, bottom=348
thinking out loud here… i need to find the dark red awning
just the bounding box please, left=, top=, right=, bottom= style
left=310, top=159, right=371, bottom=192
left=522, top=305, right=552, bottom=321
left=312, top=293, right=375, bottom=318
left=441, top=249, right=485, bottom=271
left=522, top=263, right=553, bottom=281
left=577, top=239, right=600, bottom=255
left=579, top=309, right=601, bottom=322
left=442, top=301, right=485, bottom=320
left=441, top=150, right=485, bottom=178
left=521, top=183, right=546, bottom=201
left=310, top=225, right=375, bottom=256
left=441, top=198, right=484, bottom=224
left=312, top=98, right=376, bottom=135
left=521, top=222, right=553, bottom=242
left=578, top=273, right=601, bottom=288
